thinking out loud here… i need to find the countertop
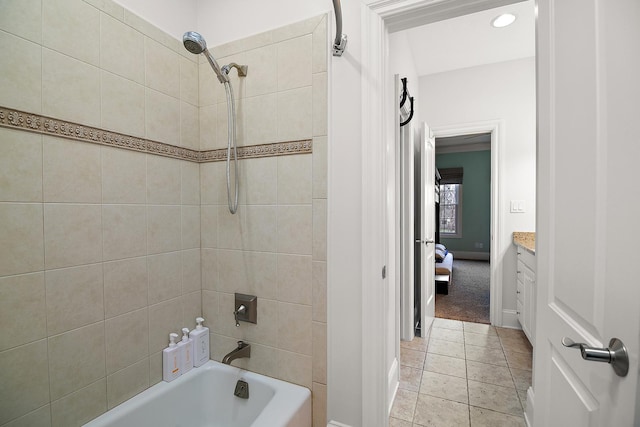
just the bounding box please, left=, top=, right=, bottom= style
left=513, top=232, right=535, bottom=254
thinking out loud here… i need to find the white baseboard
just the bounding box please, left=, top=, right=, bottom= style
left=327, top=422, right=352, bottom=427
left=452, top=251, right=490, bottom=261
left=501, top=309, right=521, bottom=329
left=387, top=358, right=399, bottom=417
left=524, top=387, right=534, bottom=426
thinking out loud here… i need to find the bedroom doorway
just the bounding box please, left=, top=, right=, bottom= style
left=434, top=133, right=492, bottom=324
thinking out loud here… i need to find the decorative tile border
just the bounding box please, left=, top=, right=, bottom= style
left=200, top=139, right=313, bottom=162
left=0, top=106, right=312, bottom=162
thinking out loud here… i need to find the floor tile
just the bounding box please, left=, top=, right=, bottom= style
left=505, top=350, right=532, bottom=371
left=517, top=388, right=528, bottom=410
left=464, top=332, right=501, bottom=349
left=510, top=367, right=532, bottom=391
left=424, top=353, right=466, bottom=378
left=401, top=336, right=428, bottom=352
left=390, top=321, right=532, bottom=427
left=390, top=389, right=418, bottom=422
left=400, top=365, right=423, bottom=392
left=413, top=394, right=470, bottom=427
left=433, top=318, right=463, bottom=331
left=466, top=360, right=514, bottom=388
left=463, top=322, right=497, bottom=336
left=468, top=380, right=523, bottom=417
left=470, top=406, right=526, bottom=427
left=500, top=335, right=533, bottom=355
left=428, top=338, right=465, bottom=359
left=495, top=327, right=527, bottom=340
left=389, top=416, right=413, bottom=427
left=465, top=344, right=507, bottom=366
left=431, top=327, right=464, bottom=343
left=420, top=371, right=468, bottom=404
left=401, top=347, right=426, bottom=369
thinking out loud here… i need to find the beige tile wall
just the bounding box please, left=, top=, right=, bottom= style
left=0, top=1, right=328, bottom=426
left=199, top=14, right=329, bottom=427
left=0, top=0, right=199, bottom=150
left=0, top=1, right=201, bottom=425
left=0, top=129, right=202, bottom=427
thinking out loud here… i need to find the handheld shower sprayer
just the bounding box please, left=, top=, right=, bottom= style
left=183, top=31, right=248, bottom=215
left=182, top=31, right=228, bottom=84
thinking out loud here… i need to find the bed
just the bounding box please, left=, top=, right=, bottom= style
left=435, top=245, right=453, bottom=294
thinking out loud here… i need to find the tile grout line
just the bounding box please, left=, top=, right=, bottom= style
left=395, top=320, right=532, bottom=425
left=463, top=322, right=472, bottom=426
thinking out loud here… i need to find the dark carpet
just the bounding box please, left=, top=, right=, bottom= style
left=435, top=259, right=490, bottom=324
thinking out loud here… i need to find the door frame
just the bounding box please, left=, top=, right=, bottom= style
left=431, top=120, right=505, bottom=326
left=360, top=0, right=523, bottom=425
left=399, top=122, right=415, bottom=341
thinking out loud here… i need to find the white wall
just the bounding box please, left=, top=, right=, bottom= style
left=389, top=31, right=419, bottom=110
left=197, top=0, right=333, bottom=46
left=326, top=0, right=365, bottom=424
left=113, top=0, right=332, bottom=45
left=418, top=57, right=537, bottom=321
left=112, top=0, right=198, bottom=39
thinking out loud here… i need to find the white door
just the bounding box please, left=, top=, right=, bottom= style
left=398, top=77, right=416, bottom=341
left=534, top=0, right=639, bottom=425
left=419, top=122, right=436, bottom=335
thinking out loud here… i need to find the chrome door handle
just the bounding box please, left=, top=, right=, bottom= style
left=415, top=239, right=435, bottom=245
left=562, top=337, right=629, bottom=377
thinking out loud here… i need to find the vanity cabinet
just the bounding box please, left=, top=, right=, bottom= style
left=516, top=247, right=536, bottom=345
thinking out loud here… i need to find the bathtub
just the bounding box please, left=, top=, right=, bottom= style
left=84, top=360, right=311, bottom=427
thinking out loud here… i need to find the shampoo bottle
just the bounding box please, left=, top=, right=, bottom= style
left=189, top=317, right=209, bottom=367
left=177, top=327, right=194, bottom=373
left=162, top=333, right=182, bottom=382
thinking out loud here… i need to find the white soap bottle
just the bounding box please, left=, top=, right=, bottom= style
left=177, top=327, right=194, bottom=373
left=162, top=333, right=182, bottom=382
left=189, top=317, right=209, bottom=367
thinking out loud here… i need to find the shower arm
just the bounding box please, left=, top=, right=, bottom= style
left=222, top=63, right=248, bottom=77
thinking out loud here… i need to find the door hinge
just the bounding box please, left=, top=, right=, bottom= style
left=382, top=265, right=386, bottom=279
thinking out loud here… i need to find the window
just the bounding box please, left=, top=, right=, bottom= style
left=438, top=167, right=463, bottom=237
left=440, top=184, right=461, bottom=236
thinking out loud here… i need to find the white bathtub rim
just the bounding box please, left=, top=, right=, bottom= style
left=84, top=360, right=311, bottom=427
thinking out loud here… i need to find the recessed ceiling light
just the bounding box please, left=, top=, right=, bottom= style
left=491, top=13, right=517, bottom=28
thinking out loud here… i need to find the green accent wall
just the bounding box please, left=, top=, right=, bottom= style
left=436, top=150, right=490, bottom=254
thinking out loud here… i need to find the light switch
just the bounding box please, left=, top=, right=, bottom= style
left=510, top=200, right=526, bottom=213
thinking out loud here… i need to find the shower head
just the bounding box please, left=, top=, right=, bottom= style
left=183, top=31, right=228, bottom=84
left=183, top=31, right=206, bottom=54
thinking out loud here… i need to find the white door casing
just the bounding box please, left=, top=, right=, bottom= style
left=386, top=75, right=403, bottom=415
left=534, top=0, right=640, bottom=425
left=419, top=122, right=436, bottom=334
left=360, top=1, right=524, bottom=425
left=431, top=120, right=505, bottom=327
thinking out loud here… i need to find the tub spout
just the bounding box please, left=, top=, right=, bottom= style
left=222, top=340, right=251, bottom=365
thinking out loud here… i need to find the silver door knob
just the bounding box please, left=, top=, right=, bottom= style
left=562, top=337, right=629, bottom=377
left=414, top=239, right=435, bottom=245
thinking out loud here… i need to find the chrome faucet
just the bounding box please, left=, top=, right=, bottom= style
left=222, top=340, right=251, bottom=365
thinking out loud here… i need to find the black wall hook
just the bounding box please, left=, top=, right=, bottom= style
left=400, top=96, right=414, bottom=127
left=400, top=77, right=414, bottom=127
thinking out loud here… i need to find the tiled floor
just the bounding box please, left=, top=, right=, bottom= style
left=390, top=318, right=533, bottom=427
